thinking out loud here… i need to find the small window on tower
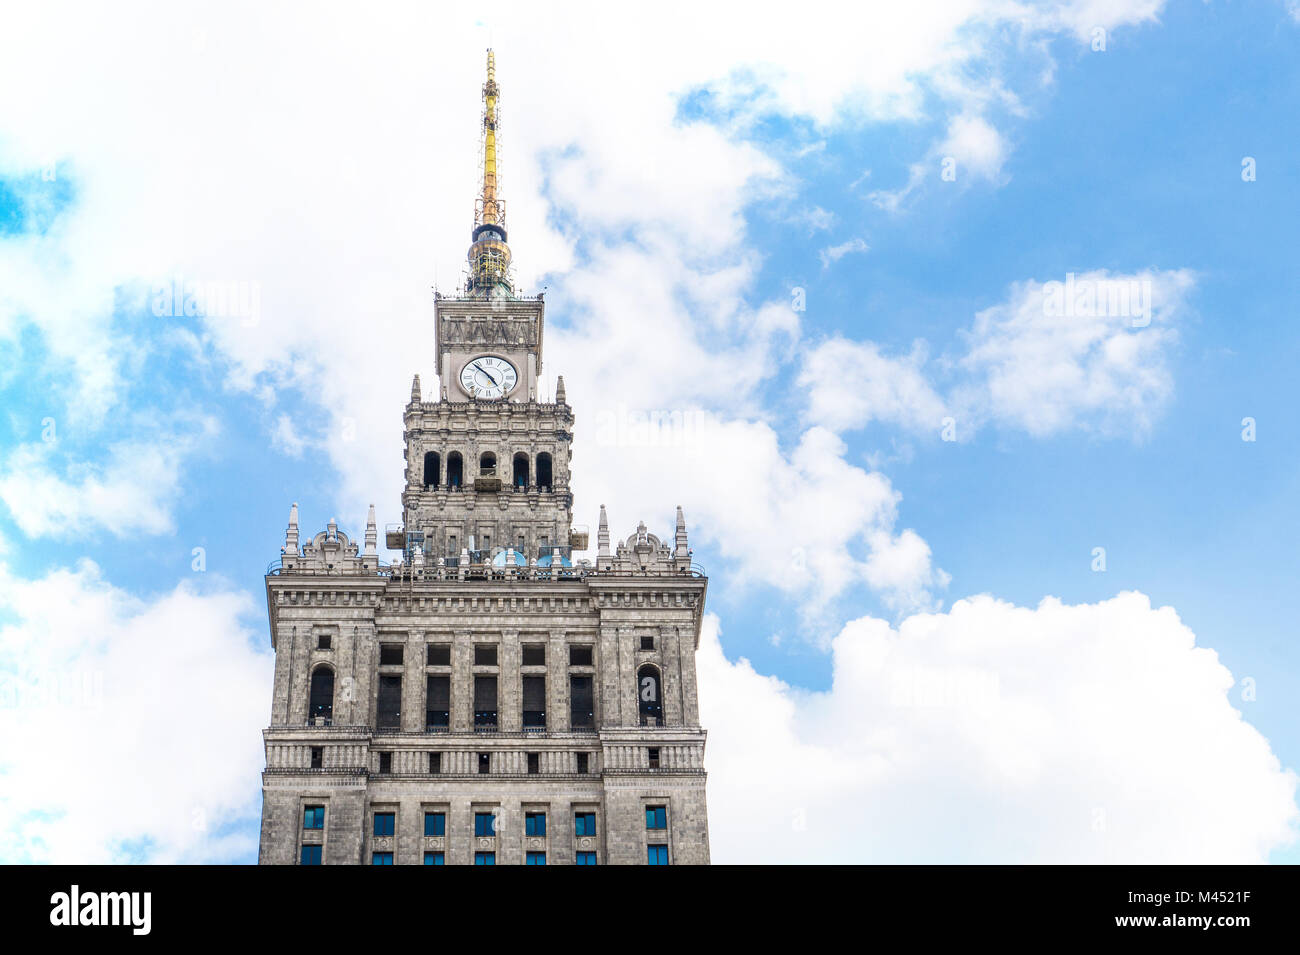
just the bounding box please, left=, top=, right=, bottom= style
left=474, top=645, right=498, bottom=666
left=379, top=644, right=403, bottom=666
left=576, top=752, right=589, bottom=774
left=640, top=635, right=654, bottom=651
left=310, top=746, right=323, bottom=769
left=378, top=752, right=392, bottom=774
left=427, top=644, right=451, bottom=666
left=317, top=633, right=332, bottom=650
left=569, top=645, right=593, bottom=667
left=429, top=752, right=441, bottom=774
left=478, top=752, right=491, bottom=774
left=527, top=752, right=539, bottom=775
left=521, top=645, right=545, bottom=666
left=648, top=747, right=660, bottom=769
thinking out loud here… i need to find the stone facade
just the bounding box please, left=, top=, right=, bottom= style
left=257, top=52, right=710, bottom=865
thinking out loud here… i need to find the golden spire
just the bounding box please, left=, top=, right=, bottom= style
left=468, top=48, right=511, bottom=295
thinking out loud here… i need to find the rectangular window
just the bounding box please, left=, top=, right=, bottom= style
left=640, top=635, right=654, bottom=651
left=426, top=674, right=450, bottom=729
left=474, top=852, right=496, bottom=866
left=576, top=752, right=589, bottom=774
left=478, top=752, right=491, bottom=774
left=372, top=852, right=394, bottom=865
left=522, top=675, right=546, bottom=728
left=522, top=644, right=545, bottom=666
left=424, top=811, right=446, bottom=836
left=424, top=851, right=445, bottom=865
left=646, top=806, right=667, bottom=830
left=647, top=845, right=669, bottom=865
left=526, top=852, right=547, bottom=865
left=310, top=746, right=323, bottom=769
left=300, top=845, right=322, bottom=865
left=569, top=675, right=593, bottom=729
left=427, top=644, right=450, bottom=666
left=378, top=752, right=392, bottom=774
left=575, top=812, right=596, bottom=837
left=474, top=812, right=496, bottom=837
left=303, top=805, right=325, bottom=830
left=527, top=752, right=539, bottom=775
left=474, top=645, right=498, bottom=666
left=377, top=675, right=402, bottom=729
left=379, top=644, right=403, bottom=666
left=429, top=752, right=441, bottom=774
left=569, top=645, right=593, bottom=666
left=576, top=851, right=597, bottom=866
left=317, top=633, right=332, bottom=650
left=474, top=675, right=498, bottom=727
left=373, top=812, right=395, bottom=837
left=648, top=747, right=660, bottom=769
left=525, top=812, right=546, bottom=837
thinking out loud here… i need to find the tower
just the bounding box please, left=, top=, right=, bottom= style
left=258, top=50, right=711, bottom=865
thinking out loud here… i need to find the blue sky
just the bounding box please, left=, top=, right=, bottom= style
left=1, top=1, right=1298, bottom=863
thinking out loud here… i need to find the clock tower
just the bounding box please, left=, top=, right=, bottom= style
left=259, top=49, right=710, bottom=866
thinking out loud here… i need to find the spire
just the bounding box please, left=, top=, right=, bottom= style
left=282, top=502, right=299, bottom=554
left=467, top=49, right=512, bottom=295
left=555, top=375, right=566, bottom=405
left=364, top=504, right=377, bottom=557
left=598, top=504, right=610, bottom=559
left=675, top=505, right=689, bottom=560
left=411, top=374, right=421, bottom=404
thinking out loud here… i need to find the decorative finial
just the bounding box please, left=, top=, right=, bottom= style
left=555, top=375, right=566, bottom=405
left=364, top=504, right=377, bottom=557
left=283, top=502, right=300, bottom=554
left=675, top=505, right=689, bottom=560
left=411, top=374, right=421, bottom=403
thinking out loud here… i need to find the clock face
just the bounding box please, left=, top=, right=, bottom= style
left=460, top=356, right=518, bottom=399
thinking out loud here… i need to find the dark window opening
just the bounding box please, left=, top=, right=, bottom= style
left=427, top=644, right=450, bottom=666
left=474, top=645, right=498, bottom=666
left=308, top=666, right=334, bottom=725
left=426, top=674, right=450, bottom=729
left=576, top=752, right=590, bottom=774
left=310, top=746, right=323, bottom=769
left=377, top=675, right=402, bottom=729
left=479, top=451, right=496, bottom=476
left=429, top=751, right=441, bottom=774
left=569, top=645, right=593, bottom=667
left=478, top=752, right=490, bottom=774
left=447, top=452, right=463, bottom=487
left=522, top=645, right=545, bottom=666
left=640, top=635, right=654, bottom=651
left=536, top=452, right=553, bottom=490
left=378, top=752, right=392, bottom=774
left=648, top=747, right=660, bottom=769
left=474, top=676, right=498, bottom=728
left=513, top=452, right=529, bottom=488
left=373, top=812, right=395, bottom=836
left=300, top=845, right=322, bottom=865
left=423, top=451, right=441, bottom=488
left=522, top=675, right=546, bottom=729
left=303, top=805, right=325, bottom=830
left=637, top=664, right=663, bottom=727
left=527, top=752, right=539, bottom=774
left=317, top=633, right=332, bottom=650
left=379, top=644, right=403, bottom=666
left=570, top=675, right=594, bottom=729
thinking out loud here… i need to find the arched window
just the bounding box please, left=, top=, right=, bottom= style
left=423, top=451, right=440, bottom=488
left=479, top=452, right=497, bottom=476
left=636, top=664, right=662, bottom=727
left=536, top=452, right=553, bottom=490
left=309, top=666, right=335, bottom=726
left=512, top=452, right=529, bottom=488
left=447, top=452, right=463, bottom=487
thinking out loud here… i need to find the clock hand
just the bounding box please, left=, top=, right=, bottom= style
left=478, top=365, right=500, bottom=387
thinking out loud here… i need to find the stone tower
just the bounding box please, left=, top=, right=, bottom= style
left=257, top=49, right=711, bottom=865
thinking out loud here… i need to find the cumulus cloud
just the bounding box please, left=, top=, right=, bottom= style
left=819, top=237, right=870, bottom=269
left=701, top=592, right=1299, bottom=863
left=802, top=268, right=1196, bottom=439
left=0, top=561, right=271, bottom=863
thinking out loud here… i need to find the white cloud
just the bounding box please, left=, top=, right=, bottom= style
left=701, top=592, right=1299, bottom=863
left=270, top=414, right=306, bottom=459
left=802, top=268, right=1196, bottom=439
left=0, top=416, right=218, bottom=538
left=0, top=561, right=271, bottom=863
left=819, top=237, right=870, bottom=269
